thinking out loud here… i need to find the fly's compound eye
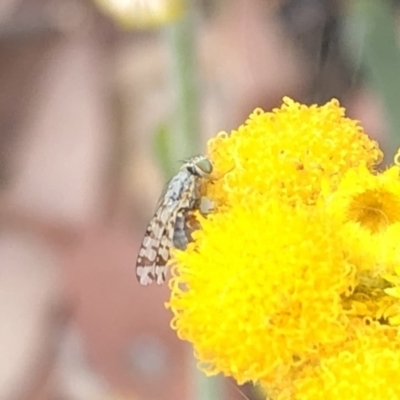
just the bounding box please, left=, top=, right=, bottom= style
left=187, top=157, right=213, bottom=177
left=196, top=158, right=213, bottom=175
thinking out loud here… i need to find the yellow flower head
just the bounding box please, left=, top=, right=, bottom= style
left=170, top=201, right=354, bottom=384
left=206, top=97, right=382, bottom=209
left=281, top=322, right=400, bottom=400
left=327, top=165, right=400, bottom=233
left=167, top=98, right=400, bottom=398
left=323, top=164, right=400, bottom=325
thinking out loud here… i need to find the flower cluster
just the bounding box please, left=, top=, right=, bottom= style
left=93, top=0, right=184, bottom=29
left=167, top=98, right=400, bottom=399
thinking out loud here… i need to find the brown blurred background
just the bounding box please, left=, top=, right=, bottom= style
left=0, top=0, right=395, bottom=399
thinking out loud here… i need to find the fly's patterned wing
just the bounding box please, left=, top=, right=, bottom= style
left=136, top=205, right=176, bottom=285
left=135, top=156, right=213, bottom=286
left=135, top=185, right=192, bottom=286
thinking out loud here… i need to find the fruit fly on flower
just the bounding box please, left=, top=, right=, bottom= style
left=135, top=156, right=213, bottom=285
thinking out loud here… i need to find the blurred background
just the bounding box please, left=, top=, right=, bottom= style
left=1, top=0, right=400, bottom=399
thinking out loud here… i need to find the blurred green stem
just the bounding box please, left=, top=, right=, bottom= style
left=343, top=0, right=400, bottom=159
left=160, top=0, right=201, bottom=177
left=190, top=352, right=222, bottom=400
left=162, top=2, right=222, bottom=399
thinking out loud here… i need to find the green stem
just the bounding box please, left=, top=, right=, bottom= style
left=190, top=349, right=222, bottom=400
left=163, top=2, right=222, bottom=399
left=161, top=0, right=202, bottom=177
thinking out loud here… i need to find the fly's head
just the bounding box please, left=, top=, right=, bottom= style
left=183, top=156, right=213, bottom=178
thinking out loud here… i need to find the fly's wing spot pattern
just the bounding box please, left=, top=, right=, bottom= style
left=155, top=265, right=167, bottom=285
left=135, top=205, right=174, bottom=285
left=136, top=266, right=155, bottom=285
left=152, top=218, right=176, bottom=284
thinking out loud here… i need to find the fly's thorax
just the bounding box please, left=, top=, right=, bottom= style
left=162, top=169, right=194, bottom=204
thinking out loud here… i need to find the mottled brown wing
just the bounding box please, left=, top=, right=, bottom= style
left=135, top=165, right=200, bottom=285
left=136, top=204, right=176, bottom=285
